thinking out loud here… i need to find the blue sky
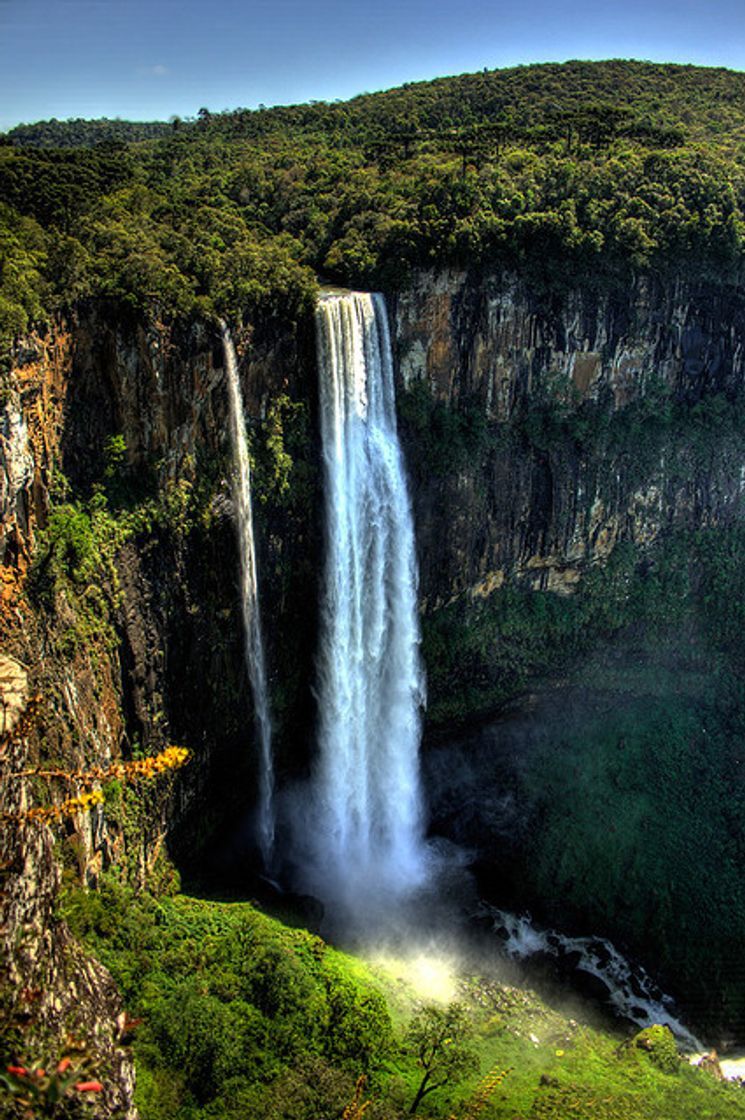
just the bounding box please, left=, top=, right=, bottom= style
left=1, top=0, right=744, bottom=131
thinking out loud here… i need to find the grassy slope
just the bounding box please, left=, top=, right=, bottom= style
left=61, top=882, right=745, bottom=1120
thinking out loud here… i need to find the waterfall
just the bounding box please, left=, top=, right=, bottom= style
left=308, top=291, right=427, bottom=917
left=222, top=324, right=274, bottom=866
left=478, top=904, right=703, bottom=1050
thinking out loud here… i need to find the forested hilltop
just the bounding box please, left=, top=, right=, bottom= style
left=3, top=58, right=745, bottom=361
left=6, top=118, right=173, bottom=149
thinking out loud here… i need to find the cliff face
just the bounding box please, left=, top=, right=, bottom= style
left=7, top=273, right=742, bottom=779
left=3, top=267, right=745, bottom=1075
left=393, top=269, right=745, bottom=607
left=18, top=309, right=316, bottom=781
left=395, top=270, right=745, bottom=415
left=4, top=274, right=745, bottom=812
left=0, top=308, right=318, bottom=1113
left=392, top=269, right=745, bottom=1039
left=0, top=329, right=137, bottom=1118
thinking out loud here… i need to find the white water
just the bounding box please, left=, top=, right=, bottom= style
left=222, top=324, right=274, bottom=866
left=480, top=904, right=702, bottom=1050
left=306, top=291, right=427, bottom=918
left=690, top=1052, right=745, bottom=1081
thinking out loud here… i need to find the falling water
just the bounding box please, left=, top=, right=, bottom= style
left=479, top=905, right=703, bottom=1049
left=307, top=291, right=427, bottom=917
left=222, top=324, right=274, bottom=866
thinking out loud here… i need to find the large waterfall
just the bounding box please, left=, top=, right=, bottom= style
left=222, top=325, right=274, bottom=866
left=307, top=291, right=427, bottom=918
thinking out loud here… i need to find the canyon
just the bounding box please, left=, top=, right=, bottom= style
left=3, top=265, right=745, bottom=1113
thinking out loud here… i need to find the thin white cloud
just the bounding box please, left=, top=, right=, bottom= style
left=138, top=63, right=170, bottom=77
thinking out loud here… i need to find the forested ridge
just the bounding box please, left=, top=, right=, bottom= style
left=3, top=58, right=745, bottom=363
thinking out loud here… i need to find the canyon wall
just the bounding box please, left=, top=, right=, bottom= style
left=393, top=269, right=745, bottom=607
left=3, top=266, right=745, bottom=1074
left=4, top=270, right=745, bottom=852
left=0, top=308, right=317, bottom=1114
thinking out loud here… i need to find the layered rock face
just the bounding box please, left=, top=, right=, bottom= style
left=3, top=272, right=744, bottom=864
left=395, top=270, right=745, bottom=414
left=393, top=270, right=745, bottom=606
left=0, top=326, right=134, bottom=1118
left=0, top=328, right=71, bottom=577
left=393, top=270, right=745, bottom=1041
left=0, top=655, right=137, bottom=1120
left=1, top=307, right=318, bottom=842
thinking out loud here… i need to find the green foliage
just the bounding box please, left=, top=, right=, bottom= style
left=56, top=875, right=745, bottom=1119
left=207, top=231, right=317, bottom=323
left=421, top=372, right=745, bottom=721
left=323, top=963, right=393, bottom=1071
left=628, top=1027, right=682, bottom=1075
left=37, top=504, right=100, bottom=587
left=250, top=393, right=313, bottom=510
left=0, top=202, right=48, bottom=353
left=404, top=1003, right=478, bottom=1114
left=399, top=381, right=491, bottom=476
left=0, top=144, right=135, bottom=231
left=423, top=536, right=676, bottom=721
left=62, top=884, right=396, bottom=1120
left=7, top=118, right=172, bottom=148
left=508, top=632, right=745, bottom=1037
left=29, top=482, right=147, bottom=662
left=448, top=518, right=745, bottom=1037
left=3, top=61, right=745, bottom=345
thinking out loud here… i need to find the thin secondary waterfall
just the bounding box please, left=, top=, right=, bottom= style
left=309, top=291, right=427, bottom=915
left=222, top=324, right=274, bottom=866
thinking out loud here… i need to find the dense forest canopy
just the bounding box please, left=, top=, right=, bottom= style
left=2, top=58, right=745, bottom=355
left=6, top=117, right=174, bottom=148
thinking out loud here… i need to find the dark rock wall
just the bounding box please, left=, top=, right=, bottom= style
left=57, top=308, right=322, bottom=862
left=0, top=308, right=319, bottom=1115
left=392, top=270, right=745, bottom=607
left=393, top=270, right=745, bottom=416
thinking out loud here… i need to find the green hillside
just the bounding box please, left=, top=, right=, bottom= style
left=2, top=59, right=745, bottom=360
left=6, top=118, right=173, bottom=149
left=46, top=879, right=745, bottom=1120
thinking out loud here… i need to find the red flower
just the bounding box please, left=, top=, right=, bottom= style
left=75, top=1081, right=103, bottom=1093
left=56, top=1058, right=72, bottom=1074
left=6, top=1065, right=27, bottom=1077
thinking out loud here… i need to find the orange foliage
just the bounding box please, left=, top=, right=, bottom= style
left=342, top=1076, right=371, bottom=1120
left=3, top=745, right=190, bottom=824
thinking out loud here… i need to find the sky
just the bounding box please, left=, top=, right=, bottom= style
left=1, top=0, right=745, bottom=131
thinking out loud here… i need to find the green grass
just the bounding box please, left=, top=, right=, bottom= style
left=57, top=877, right=745, bottom=1119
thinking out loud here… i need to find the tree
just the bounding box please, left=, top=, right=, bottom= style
left=404, top=1003, right=478, bottom=1115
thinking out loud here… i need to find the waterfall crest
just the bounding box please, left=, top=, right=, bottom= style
left=308, top=291, right=427, bottom=916
left=222, top=324, right=274, bottom=866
